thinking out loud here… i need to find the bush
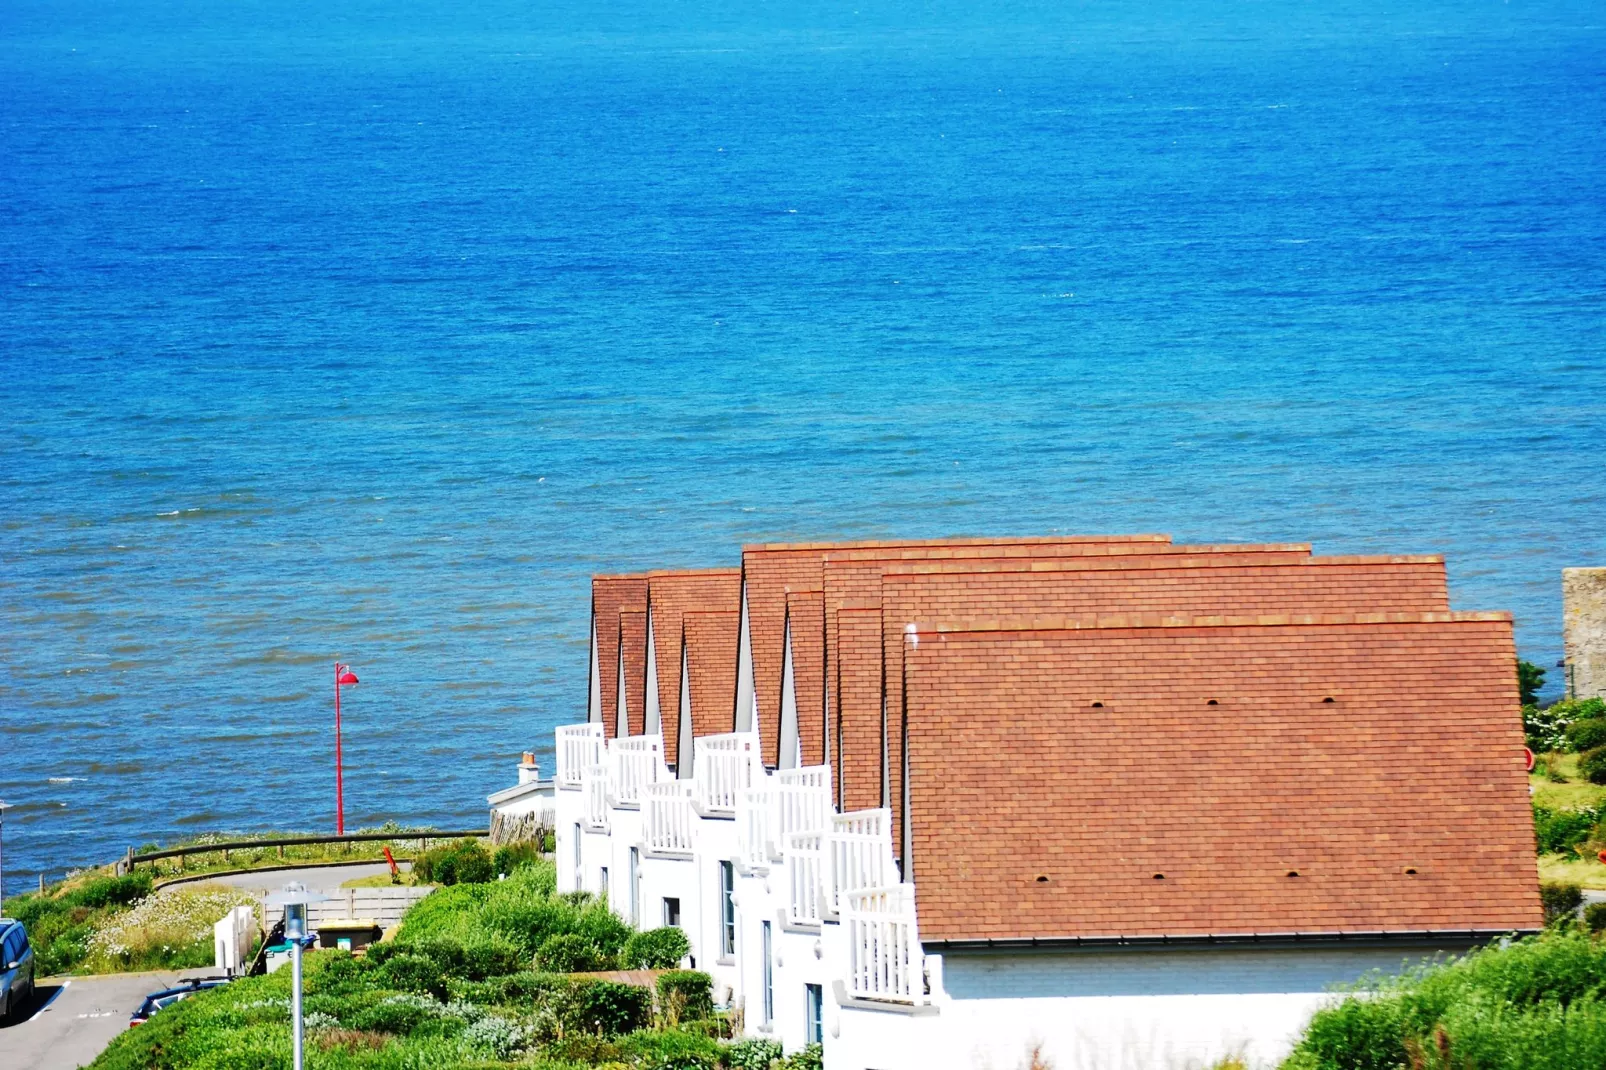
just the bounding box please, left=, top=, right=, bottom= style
left=414, top=838, right=494, bottom=886
left=787, top=1045, right=824, bottom=1070
left=1541, top=882, right=1584, bottom=925
left=492, top=841, right=543, bottom=877
left=657, top=970, right=713, bottom=1024
left=566, top=979, right=654, bottom=1036
left=1567, top=719, right=1606, bottom=753
left=1520, top=660, right=1547, bottom=706
left=396, top=862, right=629, bottom=963
left=624, top=926, right=691, bottom=969
left=537, top=931, right=613, bottom=972
left=1534, top=803, right=1606, bottom=857
left=724, top=1037, right=785, bottom=1070
left=72, top=872, right=154, bottom=910
left=1582, top=747, right=1606, bottom=786
left=617, top=1027, right=721, bottom=1069
left=1586, top=902, right=1606, bottom=934
left=374, top=953, right=449, bottom=999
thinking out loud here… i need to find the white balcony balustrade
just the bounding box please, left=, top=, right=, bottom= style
left=785, top=832, right=825, bottom=928
left=737, top=785, right=778, bottom=870
left=694, top=732, right=762, bottom=814
left=828, top=808, right=897, bottom=916
left=776, top=765, right=831, bottom=839
left=844, top=884, right=928, bottom=1005
left=610, top=734, right=667, bottom=807
left=644, top=780, right=697, bottom=856
left=556, top=723, right=605, bottom=788
left=583, top=763, right=611, bottom=832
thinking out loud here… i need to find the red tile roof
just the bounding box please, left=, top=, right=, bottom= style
left=683, top=610, right=740, bottom=748
left=591, top=575, right=647, bottom=739
left=646, top=569, right=742, bottom=763
left=619, top=609, right=647, bottom=737
left=872, top=555, right=1450, bottom=829
left=901, top=613, right=1541, bottom=942
left=787, top=592, right=827, bottom=767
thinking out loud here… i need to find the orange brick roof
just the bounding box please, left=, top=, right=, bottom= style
left=683, top=610, right=740, bottom=751
left=646, top=569, right=741, bottom=762
left=901, top=613, right=1541, bottom=942
left=787, top=591, right=827, bottom=767
left=868, top=555, right=1451, bottom=819
left=741, top=536, right=1178, bottom=766
left=619, top=609, right=647, bottom=737
left=591, top=575, right=647, bottom=740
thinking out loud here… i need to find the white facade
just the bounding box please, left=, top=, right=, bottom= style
left=550, top=721, right=1480, bottom=1070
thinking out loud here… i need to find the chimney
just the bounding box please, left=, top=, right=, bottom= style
left=518, top=751, right=541, bottom=785
left=1564, top=568, right=1606, bottom=700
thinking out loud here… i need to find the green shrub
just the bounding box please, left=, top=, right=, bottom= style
left=657, top=970, right=713, bottom=1024
left=452, top=969, right=570, bottom=1006
left=624, top=926, right=691, bottom=969
left=1585, top=903, right=1606, bottom=934
left=617, top=1027, right=721, bottom=1069
left=724, top=1036, right=785, bottom=1070
left=1541, top=882, right=1584, bottom=925
left=1520, top=660, right=1548, bottom=706
left=786, top=1044, right=824, bottom=1070
left=414, top=838, right=494, bottom=886
left=537, top=931, right=613, bottom=972
left=71, top=872, right=153, bottom=910
left=350, top=992, right=449, bottom=1035
left=566, top=979, right=654, bottom=1036
left=374, top=952, right=449, bottom=999
left=1567, top=720, right=1606, bottom=753
left=492, top=841, right=543, bottom=876
left=1533, top=803, right=1606, bottom=857
left=1581, top=747, right=1606, bottom=786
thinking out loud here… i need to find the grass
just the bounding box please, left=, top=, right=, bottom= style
left=87, top=859, right=822, bottom=1070
left=1531, top=752, right=1606, bottom=811
left=130, top=824, right=473, bottom=884
left=343, top=871, right=422, bottom=889
left=1539, top=856, right=1606, bottom=890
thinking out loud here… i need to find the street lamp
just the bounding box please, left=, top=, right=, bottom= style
left=0, top=800, right=10, bottom=913
left=334, top=662, right=359, bottom=836
left=266, top=881, right=329, bottom=1070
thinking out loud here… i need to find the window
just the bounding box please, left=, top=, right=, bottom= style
left=761, top=921, right=774, bottom=1026
left=805, top=983, right=823, bottom=1045
left=572, top=823, right=582, bottom=890
left=720, top=861, right=736, bottom=957
left=629, top=847, right=640, bottom=926
left=599, top=866, right=609, bottom=903
left=663, top=897, right=681, bottom=928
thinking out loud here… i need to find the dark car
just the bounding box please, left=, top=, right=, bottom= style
left=128, top=977, right=231, bottom=1028
left=1, top=919, right=36, bottom=1024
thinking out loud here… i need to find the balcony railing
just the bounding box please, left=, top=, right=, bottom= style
left=844, top=884, right=927, bottom=1005
left=785, top=832, right=825, bottom=928
left=737, top=785, right=778, bottom=871
left=611, top=734, right=667, bottom=807
left=644, top=780, right=697, bottom=856
left=693, top=732, right=762, bottom=814
left=828, top=808, right=897, bottom=916
left=583, top=763, right=611, bottom=832
left=556, top=723, right=605, bottom=788
left=776, top=765, right=831, bottom=839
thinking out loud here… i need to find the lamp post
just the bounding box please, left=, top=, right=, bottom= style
left=266, top=882, right=329, bottom=1070
left=0, top=800, right=10, bottom=913
left=333, top=663, right=359, bottom=835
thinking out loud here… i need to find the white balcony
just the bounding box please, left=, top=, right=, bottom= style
left=776, top=765, right=831, bottom=839
left=556, top=722, right=604, bottom=788
left=844, top=884, right=928, bottom=1005
left=610, top=734, right=667, bottom=807
left=693, top=732, right=762, bottom=814
left=785, top=831, right=825, bottom=928
left=644, top=780, right=697, bottom=856
left=737, top=785, right=778, bottom=871
left=583, top=762, right=611, bottom=832
left=828, top=808, right=897, bottom=917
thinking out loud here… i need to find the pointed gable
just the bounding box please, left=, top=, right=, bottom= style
left=646, top=568, right=742, bottom=766
left=592, top=575, right=647, bottom=739
left=684, top=610, right=740, bottom=741
left=787, top=591, right=827, bottom=768
left=619, top=608, right=647, bottom=737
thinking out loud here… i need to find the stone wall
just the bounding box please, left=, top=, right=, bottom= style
left=1564, top=568, right=1606, bottom=700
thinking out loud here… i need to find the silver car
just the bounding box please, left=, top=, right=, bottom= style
left=1, top=919, right=36, bottom=1024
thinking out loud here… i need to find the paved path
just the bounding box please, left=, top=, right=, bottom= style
left=0, top=971, right=181, bottom=1070
left=0, top=861, right=415, bottom=1070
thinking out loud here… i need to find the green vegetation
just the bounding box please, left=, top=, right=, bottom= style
left=127, top=824, right=474, bottom=883
left=1519, top=659, right=1546, bottom=707
left=5, top=871, right=154, bottom=975
left=1282, top=930, right=1606, bottom=1069
left=414, top=839, right=495, bottom=886
left=88, top=859, right=822, bottom=1070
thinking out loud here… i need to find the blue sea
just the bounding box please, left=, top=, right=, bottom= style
left=2, top=0, right=1603, bottom=897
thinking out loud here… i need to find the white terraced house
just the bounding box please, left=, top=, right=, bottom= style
left=524, top=536, right=1544, bottom=1070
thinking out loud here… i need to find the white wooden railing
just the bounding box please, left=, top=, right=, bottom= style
left=583, top=763, right=611, bottom=831
left=694, top=732, right=762, bottom=814
left=786, top=832, right=825, bottom=927
left=737, top=785, right=778, bottom=870
left=776, top=765, right=831, bottom=839
left=644, top=780, right=697, bottom=855
left=828, top=808, right=897, bottom=916
left=611, top=734, right=666, bottom=807
left=556, top=723, right=605, bottom=788
left=844, top=884, right=927, bottom=1004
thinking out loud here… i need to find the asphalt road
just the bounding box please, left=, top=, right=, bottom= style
left=0, top=861, right=413, bottom=1070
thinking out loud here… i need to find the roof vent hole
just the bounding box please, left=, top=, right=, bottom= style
left=1286, top=870, right=1300, bottom=878
left=1035, top=875, right=1049, bottom=883
left=1322, top=697, right=1336, bottom=704
left=1207, top=699, right=1218, bottom=705
left=1152, top=873, right=1165, bottom=880
left=1404, top=867, right=1418, bottom=875
left=1091, top=702, right=1104, bottom=708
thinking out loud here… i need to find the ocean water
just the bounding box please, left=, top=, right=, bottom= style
left=2, top=0, right=1603, bottom=896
